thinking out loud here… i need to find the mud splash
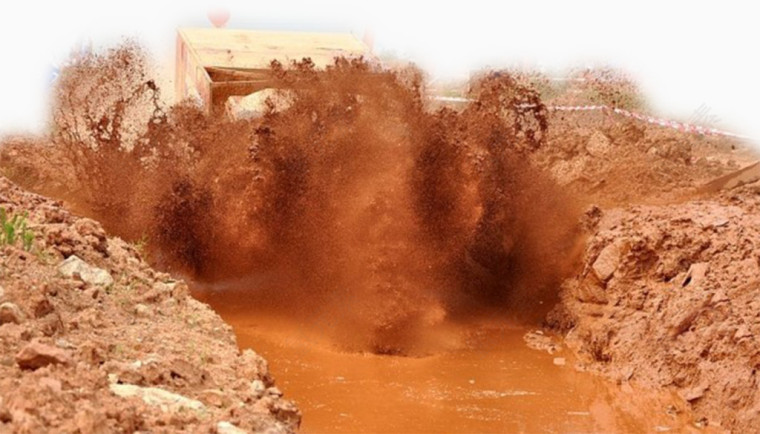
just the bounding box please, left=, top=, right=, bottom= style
left=25, top=44, right=583, bottom=354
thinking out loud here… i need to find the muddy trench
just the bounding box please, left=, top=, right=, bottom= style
left=2, top=45, right=731, bottom=432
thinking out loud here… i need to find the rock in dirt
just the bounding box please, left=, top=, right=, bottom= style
left=679, top=384, right=708, bottom=403
left=250, top=379, right=267, bottom=398
left=217, top=421, right=248, bottom=434
left=109, top=383, right=205, bottom=412
left=591, top=242, right=621, bottom=283
left=134, top=303, right=151, bottom=317
left=15, top=341, right=72, bottom=370
left=586, top=131, right=612, bottom=157
left=680, top=262, right=709, bottom=288
left=0, top=302, right=24, bottom=325
left=58, top=255, right=114, bottom=286
left=523, top=330, right=561, bottom=354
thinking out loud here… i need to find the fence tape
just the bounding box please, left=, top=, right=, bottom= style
left=430, top=96, right=749, bottom=140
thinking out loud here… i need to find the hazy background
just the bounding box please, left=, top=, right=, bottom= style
left=0, top=0, right=756, bottom=144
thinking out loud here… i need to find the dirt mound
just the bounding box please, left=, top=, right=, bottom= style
left=547, top=181, right=760, bottom=431
left=0, top=176, right=299, bottom=433
left=534, top=111, right=748, bottom=206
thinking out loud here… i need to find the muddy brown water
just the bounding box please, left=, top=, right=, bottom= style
left=194, top=288, right=698, bottom=434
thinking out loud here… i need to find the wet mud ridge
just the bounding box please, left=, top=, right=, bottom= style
left=0, top=176, right=300, bottom=433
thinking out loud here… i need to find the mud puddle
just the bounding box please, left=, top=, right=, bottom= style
left=195, top=289, right=697, bottom=434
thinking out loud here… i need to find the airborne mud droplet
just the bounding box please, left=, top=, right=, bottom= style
left=42, top=44, right=582, bottom=354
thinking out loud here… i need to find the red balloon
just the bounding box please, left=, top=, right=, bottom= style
left=207, top=8, right=230, bottom=28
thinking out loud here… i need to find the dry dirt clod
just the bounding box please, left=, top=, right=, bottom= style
left=33, top=297, right=55, bottom=318
left=680, top=263, right=709, bottom=288
left=250, top=379, right=267, bottom=398
left=15, top=340, right=72, bottom=370
left=0, top=302, right=24, bottom=325
left=134, top=303, right=151, bottom=317
left=585, top=131, right=612, bottom=158
left=592, top=242, right=622, bottom=283
left=58, top=255, right=114, bottom=286
left=216, top=421, right=248, bottom=434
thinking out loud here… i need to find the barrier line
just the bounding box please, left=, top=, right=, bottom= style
left=430, top=96, right=749, bottom=140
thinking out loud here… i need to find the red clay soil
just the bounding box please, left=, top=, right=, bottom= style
left=531, top=106, right=760, bottom=432
left=543, top=131, right=760, bottom=431
left=534, top=111, right=749, bottom=206
left=2, top=43, right=759, bottom=432
left=0, top=176, right=300, bottom=433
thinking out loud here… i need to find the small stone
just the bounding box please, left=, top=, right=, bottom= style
left=524, top=330, right=561, bottom=354
left=681, top=263, right=709, bottom=288
left=250, top=379, right=266, bottom=398
left=39, top=377, right=62, bottom=393
left=16, top=340, right=72, bottom=370
left=734, top=325, right=752, bottom=340
left=34, top=297, right=55, bottom=318
left=592, top=242, right=622, bottom=282
left=553, top=357, right=566, bottom=366
left=266, top=386, right=283, bottom=397
left=200, top=389, right=230, bottom=408
left=58, top=255, right=114, bottom=287
left=0, top=397, right=11, bottom=423
left=585, top=131, right=612, bottom=157
left=134, top=304, right=151, bottom=317
left=154, top=281, right=177, bottom=295
left=168, top=357, right=204, bottom=385
left=109, top=383, right=205, bottom=411
left=55, top=339, right=77, bottom=350
left=710, top=289, right=729, bottom=304
left=216, top=421, right=247, bottom=434
left=0, top=302, right=24, bottom=325
left=679, top=385, right=708, bottom=402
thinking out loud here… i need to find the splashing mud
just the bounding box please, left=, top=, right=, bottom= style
left=30, top=44, right=582, bottom=354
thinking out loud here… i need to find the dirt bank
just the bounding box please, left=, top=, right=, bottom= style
left=546, top=163, right=760, bottom=431
left=0, top=176, right=299, bottom=433
left=535, top=111, right=751, bottom=206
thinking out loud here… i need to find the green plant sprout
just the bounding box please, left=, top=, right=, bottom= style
left=0, top=207, right=35, bottom=251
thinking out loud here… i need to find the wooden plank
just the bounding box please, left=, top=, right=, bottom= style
left=174, top=34, right=185, bottom=101
left=177, top=27, right=372, bottom=113
left=700, top=161, right=760, bottom=193
left=194, top=50, right=356, bottom=69
left=178, top=27, right=369, bottom=70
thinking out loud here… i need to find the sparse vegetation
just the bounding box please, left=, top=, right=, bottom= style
left=0, top=206, right=34, bottom=251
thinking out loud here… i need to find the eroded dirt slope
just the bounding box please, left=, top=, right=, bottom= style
left=547, top=178, right=760, bottom=432
left=0, top=176, right=299, bottom=433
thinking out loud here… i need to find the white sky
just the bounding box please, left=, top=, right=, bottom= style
left=0, top=0, right=757, bottom=145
